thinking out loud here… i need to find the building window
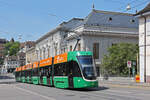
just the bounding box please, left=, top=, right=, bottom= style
left=40, top=49, right=42, bottom=60
left=93, top=43, right=99, bottom=59
left=55, top=47, right=57, bottom=56
left=61, top=49, right=63, bottom=53
left=70, top=45, right=72, bottom=51
left=48, top=48, right=50, bottom=58
left=78, top=43, right=81, bottom=51
left=43, top=49, right=45, bottom=59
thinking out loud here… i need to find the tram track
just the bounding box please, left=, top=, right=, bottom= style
left=12, top=83, right=141, bottom=100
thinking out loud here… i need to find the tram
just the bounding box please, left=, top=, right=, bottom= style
left=15, top=51, right=98, bottom=88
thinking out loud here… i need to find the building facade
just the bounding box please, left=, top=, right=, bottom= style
left=35, top=18, right=83, bottom=61
left=26, top=46, right=36, bottom=64
left=32, top=9, right=138, bottom=75
left=2, top=52, right=26, bottom=73
left=3, top=55, right=19, bottom=73
left=0, top=39, right=7, bottom=67
left=17, top=52, right=26, bottom=66
left=135, top=3, right=150, bottom=83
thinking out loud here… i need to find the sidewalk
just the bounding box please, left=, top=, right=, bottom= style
left=0, top=73, right=15, bottom=84
left=98, top=77, right=150, bottom=87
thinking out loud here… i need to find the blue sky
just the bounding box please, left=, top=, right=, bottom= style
left=0, top=0, right=149, bottom=42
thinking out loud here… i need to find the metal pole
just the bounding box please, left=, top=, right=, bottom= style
left=137, top=53, right=139, bottom=74
left=73, top=38, right=80, bottom=51
left=144, top=16, right=147, bottom=82
left=129, top=68, right=130, bottom=77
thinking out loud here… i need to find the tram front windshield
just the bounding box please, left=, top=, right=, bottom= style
left=77, top=56, right=96, bottom=80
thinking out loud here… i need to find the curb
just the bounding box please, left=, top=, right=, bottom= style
left=99, top=81, right=150, bottom=88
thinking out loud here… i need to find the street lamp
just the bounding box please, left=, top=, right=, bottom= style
left=126, top=4, right=131, bottom=10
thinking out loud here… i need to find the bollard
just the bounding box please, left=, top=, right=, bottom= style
left=135, top=75, right=140, bottom=83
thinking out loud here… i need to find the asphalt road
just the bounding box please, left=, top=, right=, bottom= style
left=0, top=80, right=150, bottom=100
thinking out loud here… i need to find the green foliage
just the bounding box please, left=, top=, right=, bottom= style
left=4, top=41, right=20, bottom=56
left=0, top=58, right=3, bottom=65
left=101, top=43, right=138, bottom=76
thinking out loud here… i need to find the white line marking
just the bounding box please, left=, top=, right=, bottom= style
left=13, top=85, right=56, bottom=100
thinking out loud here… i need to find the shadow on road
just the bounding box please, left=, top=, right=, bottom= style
left=66, top=86, right=109, bottom=92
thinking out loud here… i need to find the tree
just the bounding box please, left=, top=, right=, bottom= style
left=0, top=58, right=3, bottom=65
left=4, top=41, right=20, bottom=56
left=101, top=43, right=138, bottom=76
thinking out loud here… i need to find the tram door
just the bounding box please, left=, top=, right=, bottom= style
left=47, top=67, right=51, bottom=86
left=68, top=62, right=74, bottom=88
left=39, top=68, right=43, bottom=84
left=51, top=57, right=54, bottom=86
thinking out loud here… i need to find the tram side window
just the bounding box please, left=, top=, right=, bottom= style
left=54, top=64, right=60, bottom=76
left=18, top=72, right=21, bottom=77
left=26, top=71, right=29, bottom=77
left=39, top=67, right=47, bottom=76
left=47, top=66, right=51, bottom=76
left=44, top=66, right=51, bottom=76
left=15, top=72, right=17, bottom=77
left=32, top=68, right=38, bottom=76
left=25, top=71, right=27, bottom=77
left=27, top=70, right=31, bottom=77
left=29, top=70, right=32, bottom=77
left=27, top=71, right=29, bottom=77
left=54, top=63, right=67, bottom=76
left=68, top=61, right=81, bottom=77
left=63, top=63, right=68, bottom=76
left=21, top=71, right=24, bottom=76
left=15, top=72, right=19, bottom=77
left=44, top=67, right=48, bottom=76
left=39, top=68, right=43, bottom=76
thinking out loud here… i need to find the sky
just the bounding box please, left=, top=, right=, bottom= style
left=0, top=0, right=149, bottom=42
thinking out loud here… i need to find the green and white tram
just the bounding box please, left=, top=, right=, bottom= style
left=15, top=51, right=98, bottom=88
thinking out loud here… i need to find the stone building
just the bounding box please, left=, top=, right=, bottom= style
left=3, top=55, right=19, bottom=73
left=35, top=18, right=83, bottom=60
left=26, top=46, right=36, bottom=64
left=34, top=9, right=138, bottom=75
left=0, top=39, right=7, bottom=65
left=135, top=3, right=150, bottom=83
left=0, top=39, right=8, bottom=73
left=2, top=52, right=26, bottom=73
left=24, top=41, right=36, bottom=64
left=17, top=52, right=26, bottom=66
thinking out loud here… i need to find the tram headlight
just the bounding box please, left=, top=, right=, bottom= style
left=77, top=52, right=80, bottom=56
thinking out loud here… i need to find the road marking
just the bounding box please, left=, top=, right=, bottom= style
left=12, top=85, right=56, bottom=100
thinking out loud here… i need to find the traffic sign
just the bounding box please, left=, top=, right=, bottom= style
left=127, top=61, right=132, bottom=68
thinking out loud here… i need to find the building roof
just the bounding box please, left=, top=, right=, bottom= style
left=36, top=18, right=84, bottom=43
left=83, top=9, right=138, bottom=28
left=135, top=3, right=150, bottom=15
left=25, top=41, right=35, bottom=47
left=0, top=38, right=7, bottom=44
left=36, top=9, right=138, bottom=44
left=60, top=18, right=84, bottom=30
